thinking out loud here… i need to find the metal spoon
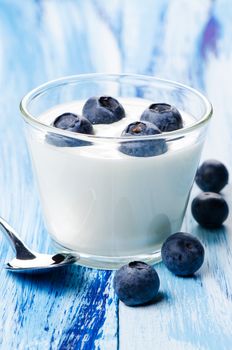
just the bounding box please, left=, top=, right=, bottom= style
left=0, top=217, right=79, bottom=273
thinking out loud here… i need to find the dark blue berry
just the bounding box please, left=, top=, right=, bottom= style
left=82, top=96, right=125, bottom=124
left=140, top=103, right=183, bottom=132
left=46, top=112, right=94, bottom=147
left=53, top=112, right=94, bottom=134
left=161, top=232, right=205, bottom=276
left=191, top=192, right=229, bottom=228
left=119, top=121, right=167, bottom=157
left=195, top=159, right=229, bottom=193
left=113, top=261, right=160, bottom=306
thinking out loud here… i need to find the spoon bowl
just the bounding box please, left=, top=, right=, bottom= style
left=0, top=217, right=79, bottom=273
left=6, top=252, right=79, bottom=273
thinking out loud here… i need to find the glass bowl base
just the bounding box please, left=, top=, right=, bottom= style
left=51, top=238, right=162, bottom=270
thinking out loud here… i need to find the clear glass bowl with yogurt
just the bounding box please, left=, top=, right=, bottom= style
left=20, top=74, right=212, bottom=269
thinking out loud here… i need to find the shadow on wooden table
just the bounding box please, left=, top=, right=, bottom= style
left=194, top=224, right=227, bottom=246
left=7, top=264, right=112, bottom=296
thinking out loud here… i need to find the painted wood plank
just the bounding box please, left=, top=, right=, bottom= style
left=1, top=0, right=232, bottom=349
left=118, top=0, right=232, bottom=349
left=0, top=1, right=119, bottom=349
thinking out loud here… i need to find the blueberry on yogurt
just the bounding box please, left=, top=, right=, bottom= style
left=140, top=103, right=183, bottom=132
left=119, top=121, right=167, bottom=157
left=82, top=96, right=125, bottom=124
left=46, top=112, right=94, bottom=147
left=161, top=232, right=205, bottom=276
left=113, top=261, right=160, bottom=306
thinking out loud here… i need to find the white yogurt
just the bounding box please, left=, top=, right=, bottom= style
left=27, top=98, right=203, bottom=257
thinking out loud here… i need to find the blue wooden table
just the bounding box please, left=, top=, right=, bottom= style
left=0, top=1, right=231, bottom=349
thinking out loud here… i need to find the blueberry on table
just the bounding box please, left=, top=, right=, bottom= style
left=191, top=192, right=229, bottom=228
left=119, top=121, right=167, bottom=157
left=82, top=96, right=125, bottom=124
left=140, top=103, right=183, bottom=132
left=195, top=159, right=229, bottom=193
left=46, top=112, right=94, bottom=147
left=113, top=261, right=160, bottom=306
left=161, top=232, right=205, bottom=276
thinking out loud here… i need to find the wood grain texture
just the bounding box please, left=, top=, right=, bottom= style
left=119, top=1, right=232, bottom=350
left=0, top=0, right=231, bottom=349
left=0, top=1, right=118, bottom=349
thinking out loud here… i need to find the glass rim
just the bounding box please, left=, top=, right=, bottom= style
left=20, top=73, right=213, bottom=142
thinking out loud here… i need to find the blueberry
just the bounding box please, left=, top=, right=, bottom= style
left=191, top=192, right=229, bottom=228
left=140, top=103, right=183, bottom=132
left=195, top=159, right=229, bottom=193
left=113, top=261, right=160, bottom=306
left=119, top=121, right=167, bottom=157
left=161, top=232, right=205, bottom=276
left=46, top=112, right=94, bottom=147
left=82, top=96, right=125, bottom=124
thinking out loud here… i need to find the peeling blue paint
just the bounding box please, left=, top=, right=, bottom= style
left=0, top=1, right=232, bottom=349
left=200, top=15, right=221, bottom=58
left=58, top=271, right=112, bottom=350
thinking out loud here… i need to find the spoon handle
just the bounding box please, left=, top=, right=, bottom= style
left=0, top=217, right=36, bottom=259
